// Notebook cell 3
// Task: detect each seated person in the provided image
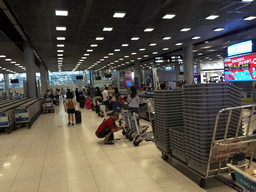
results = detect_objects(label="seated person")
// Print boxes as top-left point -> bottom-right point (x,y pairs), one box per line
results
123,96 -> 128,105
95,112 -> 124,145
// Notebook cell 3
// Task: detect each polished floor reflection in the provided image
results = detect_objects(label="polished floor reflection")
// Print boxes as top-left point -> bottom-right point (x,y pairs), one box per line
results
0,99 -> 237,192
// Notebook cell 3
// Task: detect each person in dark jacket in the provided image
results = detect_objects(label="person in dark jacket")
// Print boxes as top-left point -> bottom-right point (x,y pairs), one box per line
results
112,88 -> 120,112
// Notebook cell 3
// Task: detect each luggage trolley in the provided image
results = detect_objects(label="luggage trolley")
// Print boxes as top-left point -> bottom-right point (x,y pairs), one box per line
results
159,104 -> 256,188
132,102 -> 155,146
43,98 -> 54,113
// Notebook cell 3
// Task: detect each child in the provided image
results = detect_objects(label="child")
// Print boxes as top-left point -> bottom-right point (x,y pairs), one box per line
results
64,92 -> 77,125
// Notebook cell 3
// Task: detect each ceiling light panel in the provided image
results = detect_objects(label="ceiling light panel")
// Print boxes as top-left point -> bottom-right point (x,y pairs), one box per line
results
162,14 -> 176,19
244,16 -> 256,20
149,43 -> 157,46
124,56 -> 129,58
91,44 -> 98,47
108,53 -> 114,55
131,52 -> 137,55
144,28 -> 154,32
131,37 -> 139,40
163,37 -> 171,40
0,55 -> 6,58
152,52 -> 158,54
214,28 -> 224,31
104,56 -> 109,58
180,28 -> 191,32
192,36 -> 201,39
11,61 -> 16,63
103,27 -> 113,31
113,12 -> 126,18
82,57 -> 87,59
57,54 -> 63,56
5,59 -> 11,61
122,44 -> 129,47
139,48 -> 145,51
84,54 -> 89,56
175,43 -> 183,46
55,10 -> 68,16
56,26 -> 66,31
57,44 -> 64,47
57,37 -> 65,40
205,15 -> 219,20
87,49 -> 93,52
114,49 -> 120,52
57,50 -> 64,52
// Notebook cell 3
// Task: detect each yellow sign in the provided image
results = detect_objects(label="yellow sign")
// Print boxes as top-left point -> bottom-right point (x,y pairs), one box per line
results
167,59 -> 170,62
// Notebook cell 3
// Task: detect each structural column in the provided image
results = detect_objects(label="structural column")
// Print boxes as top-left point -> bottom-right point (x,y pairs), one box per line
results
116,70 -> 120,90
39,63 -> 47,96
134,62 -> 142,89
24,42 -> 37,97
4,74 -> 9,92
183,44 -> 194,85
45,69 -> 50,90
196,60 -> 202,83
175,63 -> 180,82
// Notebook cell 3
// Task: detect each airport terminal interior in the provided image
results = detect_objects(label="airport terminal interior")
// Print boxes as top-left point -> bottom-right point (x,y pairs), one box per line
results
1,0 -> 256,191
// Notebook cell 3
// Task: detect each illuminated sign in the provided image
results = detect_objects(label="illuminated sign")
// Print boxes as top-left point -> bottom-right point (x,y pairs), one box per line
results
155,55 -> 182,63
227,40 -> 252,57
224,54 -> 256,81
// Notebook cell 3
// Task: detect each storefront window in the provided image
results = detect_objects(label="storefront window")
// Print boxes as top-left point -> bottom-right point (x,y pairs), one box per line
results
8,73 -> 26,88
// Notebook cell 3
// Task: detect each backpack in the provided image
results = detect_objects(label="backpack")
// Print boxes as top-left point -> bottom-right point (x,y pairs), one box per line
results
67,99 -> 75,109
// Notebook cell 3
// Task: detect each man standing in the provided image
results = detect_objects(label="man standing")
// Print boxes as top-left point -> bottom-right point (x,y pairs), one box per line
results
95,112 -> 123,144
102,87 -> 110,110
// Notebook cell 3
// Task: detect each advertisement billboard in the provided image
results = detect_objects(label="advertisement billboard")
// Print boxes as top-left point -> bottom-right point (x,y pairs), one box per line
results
124,73 -> 132,87
224,54 -> 256,81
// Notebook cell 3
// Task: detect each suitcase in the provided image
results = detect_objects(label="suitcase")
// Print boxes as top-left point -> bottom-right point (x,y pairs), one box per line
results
75,110 -> 81,124
85,100 -> 92,109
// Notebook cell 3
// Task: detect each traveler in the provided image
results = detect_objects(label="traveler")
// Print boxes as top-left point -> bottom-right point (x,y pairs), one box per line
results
64,91 -> 77,126
95,112 -> 124,145
123,96 -> 128,105
112,88 -> 120,112
43,89 -> 51,99
102,87 -> 110,111
128,86 -> 140,125
160,82 -> 166,90
219,77 -> 224,83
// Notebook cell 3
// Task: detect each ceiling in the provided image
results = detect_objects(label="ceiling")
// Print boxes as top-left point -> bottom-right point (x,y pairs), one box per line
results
0,0 -> 256,73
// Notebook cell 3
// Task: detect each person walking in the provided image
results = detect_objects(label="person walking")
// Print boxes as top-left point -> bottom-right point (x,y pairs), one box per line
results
112,88 -> 120,112
102,87 -> 110,111
64,91 -> 77,126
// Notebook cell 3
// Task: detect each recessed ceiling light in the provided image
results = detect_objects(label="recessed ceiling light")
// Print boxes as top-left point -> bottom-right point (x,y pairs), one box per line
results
126,62 -> 129,64
180,28 -> 191,32
131,52 -> 137,55
79,60 -> 84,61
87,49 -> 93,52
244,16 -> 256,20
121,64 -> 125,65
214,28 -> 224,31
198,53 -> 203,55
18,66 -> 22,68
175,43 -> 183,46
149,43 -> 157,46
115,61 -> 119,62
104,56 -> 109,58
131,37 -> 139,40
110,62 -> 114,64
0,55 -> 6,58
57,54 -> 63,56
152,52 -> 158,54
103,27 -> 113,31
163,48 -> 169,50
113,12 -> 126,18
2,68 -> 6,70
84,54 -> 89,56
114,49 -> 120,52
205,15 -> 219,20
58,58 -> 63,60
119,58 -> 124,60
192,36 -> 201,40
139,48 -> 145,51
58,60 -> 62,62
15,63 -> 20,66
57,44 -> 64,47
124,56 -> 129,58
100,59 -> 104,61
96,37 -> 104,40
108,53 -> 114,55
242,0 -> 254,2
57,37 -> 65,40
162,14 -> 176,19
144,55 -> 149,57
91,44 -> 98,47
144,28 -> 154,32
122,44 -> 129,47
163,37 -> 171,40
205,41 -> 209,43
55,10 -> 68,16
5,59 -> 11,61
11,61 -> 16,63
57,50 -> 64,52
56,26 -> 66,31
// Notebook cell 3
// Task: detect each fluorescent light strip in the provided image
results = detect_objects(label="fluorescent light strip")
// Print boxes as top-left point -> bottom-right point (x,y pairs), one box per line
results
87,49 -> 93,52
57,37 -> 65,40
91,44 -> 98,47
84,54 -> 89,56
244,16 -> 256,20
122,44 -> 129,47
5,59 -> 11,61
180,28 -> 191,32
131,52 -> 137,55
149,43 -> 157,46
108,53 -> 114,55
205,15 -> 219,20
152,52 -> 158,54
131,37 -> 139,40
114,49 -> 120,52
56,26 -> 66,31
192,36 -> 201,39
104,56 -> 109,58
144,28 -> 154,32
82,57 -> 87,59
11,61 -> 16,63
96,37 -> 104,40
0,55 -> 6,58
55,10 -> 68,16
57,50 -> 64,52
103,27 -> 113,31
113,12 -> 126,18
163,37 -> 171,40
214,28 -> 224,31
162,14 -> 176,19
139,48 -> 145,51
57,54 -> 63,56
57,44 -> 64,47
175,43 -> 183,46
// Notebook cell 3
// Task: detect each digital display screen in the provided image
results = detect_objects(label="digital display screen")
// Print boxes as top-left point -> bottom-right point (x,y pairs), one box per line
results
224,54 -> 256,81
125,73 -> 132,87
227,40 -> 252,57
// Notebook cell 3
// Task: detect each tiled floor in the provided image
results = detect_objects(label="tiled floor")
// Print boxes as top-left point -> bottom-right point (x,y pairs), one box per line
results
0,99 -> 237,192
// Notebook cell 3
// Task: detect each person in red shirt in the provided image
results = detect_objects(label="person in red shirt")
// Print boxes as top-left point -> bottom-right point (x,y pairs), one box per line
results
95,112 -> 124,145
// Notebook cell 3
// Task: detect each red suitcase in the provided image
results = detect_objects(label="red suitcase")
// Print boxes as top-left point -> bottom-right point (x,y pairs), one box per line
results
85,100 -> 92,109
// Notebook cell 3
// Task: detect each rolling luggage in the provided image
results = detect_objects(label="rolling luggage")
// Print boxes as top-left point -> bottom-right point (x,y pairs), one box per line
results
85,100 -> 92,109
75,110 -> 81,124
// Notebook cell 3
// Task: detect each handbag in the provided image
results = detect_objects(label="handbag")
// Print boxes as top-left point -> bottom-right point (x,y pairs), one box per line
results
111,95 -> 116,102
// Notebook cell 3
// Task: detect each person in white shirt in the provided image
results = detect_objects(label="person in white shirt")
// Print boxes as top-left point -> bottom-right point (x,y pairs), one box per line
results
102,87 -> 110,110
128,86 -> 140,125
